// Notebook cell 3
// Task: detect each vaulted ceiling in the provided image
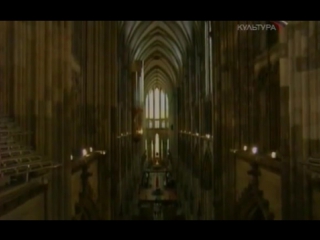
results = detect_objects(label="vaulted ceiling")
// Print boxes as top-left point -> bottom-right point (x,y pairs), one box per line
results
121,21 -> 193,92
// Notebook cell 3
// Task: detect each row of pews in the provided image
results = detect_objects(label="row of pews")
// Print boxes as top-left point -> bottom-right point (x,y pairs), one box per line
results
0,116 -> 59,191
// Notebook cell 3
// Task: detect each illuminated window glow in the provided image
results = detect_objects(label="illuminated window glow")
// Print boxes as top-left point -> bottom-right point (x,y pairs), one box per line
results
145,87 -> 169,129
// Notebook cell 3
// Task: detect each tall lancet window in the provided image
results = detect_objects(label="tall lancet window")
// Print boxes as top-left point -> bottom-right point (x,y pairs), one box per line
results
145,87 -> 169,129
145,95 -> 149,118
148,89 -> 154,119
154,88 -> 160,119
165,95 -> 169,118
160,89 -> 165,128
148,89 -> 154,128
160,89 -> 165,118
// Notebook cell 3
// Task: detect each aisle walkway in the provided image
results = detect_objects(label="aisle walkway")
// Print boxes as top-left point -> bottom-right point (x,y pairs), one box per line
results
137,160 -> 185,220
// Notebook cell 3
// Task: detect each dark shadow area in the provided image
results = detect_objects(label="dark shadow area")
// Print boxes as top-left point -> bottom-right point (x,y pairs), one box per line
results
250,207 -> 266,220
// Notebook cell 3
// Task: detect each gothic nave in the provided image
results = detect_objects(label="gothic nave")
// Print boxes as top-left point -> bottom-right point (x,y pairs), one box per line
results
0,21 -> 319,220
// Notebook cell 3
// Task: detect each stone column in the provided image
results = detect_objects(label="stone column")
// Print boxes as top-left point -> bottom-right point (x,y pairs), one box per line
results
279,20 -> 290,220
62,21 -> 73,220
0,22 -> 6,114
110,21 -> 119,219
287,22 -> 304,219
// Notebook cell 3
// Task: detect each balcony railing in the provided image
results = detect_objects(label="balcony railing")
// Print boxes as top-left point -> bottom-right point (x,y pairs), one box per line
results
0,116 -> 60,192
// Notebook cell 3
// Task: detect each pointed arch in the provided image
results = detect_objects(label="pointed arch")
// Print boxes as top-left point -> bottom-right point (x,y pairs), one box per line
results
123,21 -> 193,89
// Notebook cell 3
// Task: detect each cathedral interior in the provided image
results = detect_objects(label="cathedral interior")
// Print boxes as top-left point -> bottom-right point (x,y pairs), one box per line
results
0,21 -> 320,220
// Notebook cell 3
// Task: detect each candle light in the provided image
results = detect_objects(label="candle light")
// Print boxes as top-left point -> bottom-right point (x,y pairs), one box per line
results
82,149 -> 87,156
252,147 -> 258,154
